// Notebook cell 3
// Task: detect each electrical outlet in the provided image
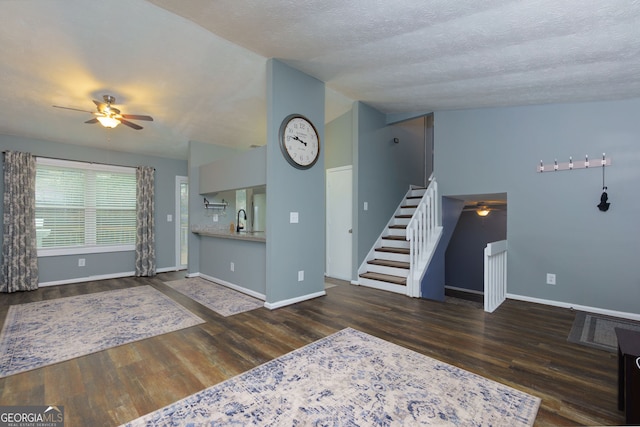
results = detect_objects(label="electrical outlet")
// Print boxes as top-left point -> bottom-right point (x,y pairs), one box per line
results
78,258 -> 85,267
230,262 -> 235,272
298,270 -> 304,281
546,273 -> 556,285
213,214 -> 219,222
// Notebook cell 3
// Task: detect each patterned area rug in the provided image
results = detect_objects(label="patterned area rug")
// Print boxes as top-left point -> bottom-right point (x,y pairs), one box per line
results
0,286 -> 204,378
164,277 -> 263,317
122,328 -> 540,426
568,311 -> 640,352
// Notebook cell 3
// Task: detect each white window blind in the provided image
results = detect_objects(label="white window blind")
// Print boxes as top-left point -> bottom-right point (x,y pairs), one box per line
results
35,158 -> 136,255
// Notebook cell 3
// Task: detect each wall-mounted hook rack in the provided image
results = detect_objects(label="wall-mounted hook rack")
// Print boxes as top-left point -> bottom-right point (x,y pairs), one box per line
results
537,153 -> 611,173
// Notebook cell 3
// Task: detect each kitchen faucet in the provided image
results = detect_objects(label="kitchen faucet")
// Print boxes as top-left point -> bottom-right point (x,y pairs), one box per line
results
236,209 -> 247,232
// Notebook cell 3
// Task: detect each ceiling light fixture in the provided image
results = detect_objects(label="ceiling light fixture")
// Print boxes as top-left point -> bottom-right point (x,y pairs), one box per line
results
476,207 -> 490,217
96,116 -> 120,128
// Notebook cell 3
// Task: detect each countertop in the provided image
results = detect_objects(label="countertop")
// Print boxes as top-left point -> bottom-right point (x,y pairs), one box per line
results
191,226 -> 266,242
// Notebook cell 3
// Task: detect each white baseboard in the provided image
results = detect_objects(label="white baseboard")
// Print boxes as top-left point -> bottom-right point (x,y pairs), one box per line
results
38,266 -> 181,287
445,285 -> 484,296
264,290 -> 326,310
506,293 -> 640,322
39,271 -> 136,287
196,273 -> 266,301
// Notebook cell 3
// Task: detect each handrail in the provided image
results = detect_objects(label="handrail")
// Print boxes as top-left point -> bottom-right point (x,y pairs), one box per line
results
405,179 -> 440,297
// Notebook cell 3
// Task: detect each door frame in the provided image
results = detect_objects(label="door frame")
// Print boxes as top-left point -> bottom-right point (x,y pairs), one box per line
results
326,165 -> 353,281
175,175 -> 188,270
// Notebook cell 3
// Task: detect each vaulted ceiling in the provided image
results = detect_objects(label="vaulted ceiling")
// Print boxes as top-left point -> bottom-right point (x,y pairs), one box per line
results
1,1 -> 639,159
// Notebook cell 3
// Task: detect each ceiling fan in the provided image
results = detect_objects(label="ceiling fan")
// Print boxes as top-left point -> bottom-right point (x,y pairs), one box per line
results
463,201 -> 507,217
53,95 -> 153,130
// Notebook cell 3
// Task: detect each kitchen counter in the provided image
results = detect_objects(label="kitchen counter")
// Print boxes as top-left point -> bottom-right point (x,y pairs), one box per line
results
192,226 -> 266,242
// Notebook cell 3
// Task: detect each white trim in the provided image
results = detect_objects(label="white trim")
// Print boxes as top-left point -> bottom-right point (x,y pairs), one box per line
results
264,291 -> 327,310
197,273 -> 266,301
445,285 -> 484,296
38,266 -> 179,287
38,244 -> 135,257
175,175 -> 188,270
506,293 -> 640,322
39,271 -> 136,287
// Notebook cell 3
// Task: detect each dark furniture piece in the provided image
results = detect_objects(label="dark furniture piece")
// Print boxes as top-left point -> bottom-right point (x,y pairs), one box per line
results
615,327 -> 640,425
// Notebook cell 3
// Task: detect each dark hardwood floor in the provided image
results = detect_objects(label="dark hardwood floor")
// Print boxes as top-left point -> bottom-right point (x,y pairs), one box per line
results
0,272 -> 624,426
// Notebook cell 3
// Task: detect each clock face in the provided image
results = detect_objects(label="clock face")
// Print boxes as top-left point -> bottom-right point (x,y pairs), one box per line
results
279,114 -> 320,169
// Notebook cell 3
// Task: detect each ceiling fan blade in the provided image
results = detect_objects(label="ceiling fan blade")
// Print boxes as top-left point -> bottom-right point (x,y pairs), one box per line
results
119,119 -> 143,130
53,105 -> 95,114
93,100 -> 106,109
84,118 -> 99,124
121,114 -> 153,121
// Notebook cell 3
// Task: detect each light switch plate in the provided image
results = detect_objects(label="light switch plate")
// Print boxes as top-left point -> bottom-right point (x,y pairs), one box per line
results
290,212 -> 299,223
364,202 -> 368,211
167,214 -> 172,222
298,270 -> 304,281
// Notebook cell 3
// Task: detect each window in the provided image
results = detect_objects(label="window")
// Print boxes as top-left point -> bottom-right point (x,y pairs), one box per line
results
35,158 -> 136,256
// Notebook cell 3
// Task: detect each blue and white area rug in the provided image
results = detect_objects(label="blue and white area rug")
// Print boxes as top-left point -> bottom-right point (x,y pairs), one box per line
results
0,286 -> 204,378
122,328 -> 540,426
164,277 -> 263,317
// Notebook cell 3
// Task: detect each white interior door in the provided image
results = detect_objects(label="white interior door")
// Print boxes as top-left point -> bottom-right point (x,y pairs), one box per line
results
326,166 -> 352,280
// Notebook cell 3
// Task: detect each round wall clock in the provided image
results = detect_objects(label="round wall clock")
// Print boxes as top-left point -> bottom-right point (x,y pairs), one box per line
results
279,114 -> 320,169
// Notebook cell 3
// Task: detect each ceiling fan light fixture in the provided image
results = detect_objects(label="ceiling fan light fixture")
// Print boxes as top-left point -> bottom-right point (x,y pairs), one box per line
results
476,207 -> 490,217
97,115 -> 120,128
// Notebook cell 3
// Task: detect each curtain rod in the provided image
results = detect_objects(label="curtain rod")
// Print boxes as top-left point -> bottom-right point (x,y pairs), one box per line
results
2,151 -> 155,170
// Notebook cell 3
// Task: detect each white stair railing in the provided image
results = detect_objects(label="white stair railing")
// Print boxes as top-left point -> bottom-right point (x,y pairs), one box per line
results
405,179 -> 441,297
484,240 -> 507,312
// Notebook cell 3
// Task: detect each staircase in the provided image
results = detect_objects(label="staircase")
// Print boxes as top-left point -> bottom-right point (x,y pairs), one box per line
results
358,180 -> 442,297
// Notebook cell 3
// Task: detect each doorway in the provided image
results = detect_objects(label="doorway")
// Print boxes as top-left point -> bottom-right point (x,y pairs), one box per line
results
175,176 -> 188,270
326,166 -> 353,281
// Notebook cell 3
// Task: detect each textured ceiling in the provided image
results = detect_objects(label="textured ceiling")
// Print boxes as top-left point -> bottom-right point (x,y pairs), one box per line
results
1,0 -> 639,159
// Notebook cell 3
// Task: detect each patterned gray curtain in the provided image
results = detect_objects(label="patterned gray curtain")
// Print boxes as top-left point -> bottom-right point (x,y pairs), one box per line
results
1,151 -> 39,292
135,166 -> 156,277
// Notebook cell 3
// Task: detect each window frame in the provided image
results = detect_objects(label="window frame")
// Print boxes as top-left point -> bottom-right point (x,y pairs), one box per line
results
35,158 -> 137,257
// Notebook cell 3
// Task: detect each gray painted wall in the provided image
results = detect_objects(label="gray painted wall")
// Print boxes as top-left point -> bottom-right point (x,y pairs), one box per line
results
445,209 -> 507,293
187,141 -> 239,275
199,146 -> 266,194
421,197 -> 465,300
391,116 -> 428,187
265,59 -> 325,304
1,134 -> 187,283
199,237 -> 266,295
435,98 -> 640,314
354,102 -> 427,269
325,110 -> 353,169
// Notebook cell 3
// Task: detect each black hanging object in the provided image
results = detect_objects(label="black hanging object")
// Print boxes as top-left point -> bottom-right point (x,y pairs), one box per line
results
597,190 -> 610,212
597,154 -> 610,212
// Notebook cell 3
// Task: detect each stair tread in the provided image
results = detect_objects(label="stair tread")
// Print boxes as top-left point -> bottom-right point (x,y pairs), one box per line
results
375,246 -> 409,254
360,272 -> 407,285
382,235 -> 407,241
389,224 -> 407,229
367,259 -> 409,269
